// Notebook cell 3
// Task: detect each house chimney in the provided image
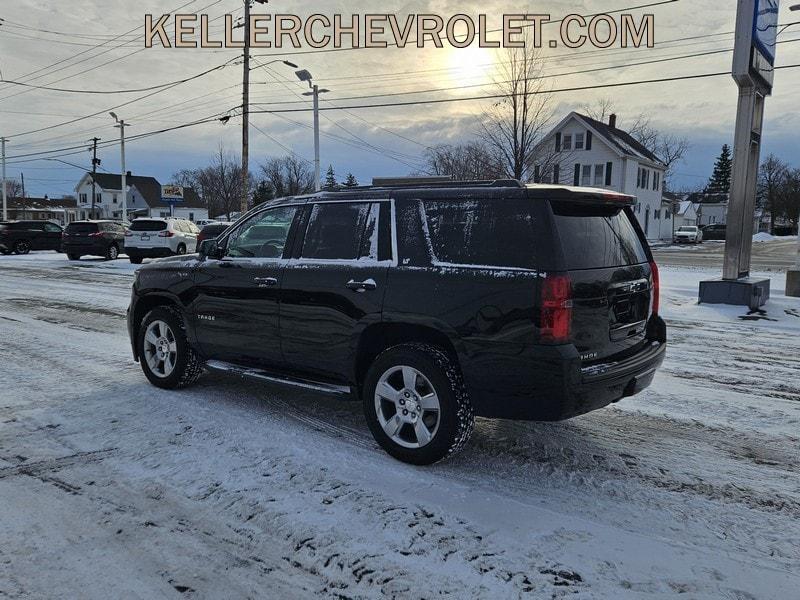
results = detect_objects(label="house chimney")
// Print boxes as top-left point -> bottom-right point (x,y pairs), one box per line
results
609,113 -> 617,129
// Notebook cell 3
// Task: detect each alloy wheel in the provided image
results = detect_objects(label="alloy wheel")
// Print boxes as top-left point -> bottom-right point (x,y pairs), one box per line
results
143,320 -> 178,378
374,365 -> 441,449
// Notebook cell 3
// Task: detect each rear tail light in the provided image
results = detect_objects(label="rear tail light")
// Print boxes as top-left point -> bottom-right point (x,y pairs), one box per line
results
540,273 -> 573,344
158,231 -> 174,237
650,261 -> 660,315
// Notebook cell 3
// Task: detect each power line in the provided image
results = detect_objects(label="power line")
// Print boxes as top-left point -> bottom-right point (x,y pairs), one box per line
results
249,63 -> 800,115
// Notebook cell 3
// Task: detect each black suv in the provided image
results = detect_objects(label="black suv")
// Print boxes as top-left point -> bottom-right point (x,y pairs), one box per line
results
0,220 -> 63,254
62,221 -> 126,260
127,179 -> 666,465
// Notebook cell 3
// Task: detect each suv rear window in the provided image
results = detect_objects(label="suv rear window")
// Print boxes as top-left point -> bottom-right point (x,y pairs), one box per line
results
130,220 -> 167,232
551,202 -> 648,270
65,223 -> 99,234
422,199 -> 537,270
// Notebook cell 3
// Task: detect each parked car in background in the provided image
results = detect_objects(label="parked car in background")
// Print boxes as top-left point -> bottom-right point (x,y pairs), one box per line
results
125,218 -> 199,264
62,221 -> 126,260
674,226 -> 703,244
0,220 -> 63,255
195,219 -> 222,228
127,178 -> 666,465
702,223 -> 726,241
197,223 -> 229,245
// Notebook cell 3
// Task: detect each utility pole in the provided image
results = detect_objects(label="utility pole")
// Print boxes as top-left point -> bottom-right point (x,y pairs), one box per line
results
241,0 -> 252,215
312,84 -> 321,191
1,137 -> 7,221
90,137 -> 100,220
110,113 -> 127,223
20,172 -> 25,198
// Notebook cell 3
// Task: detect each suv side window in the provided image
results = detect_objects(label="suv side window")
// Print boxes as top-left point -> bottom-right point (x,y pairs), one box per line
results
301,202 -> 378,261
226,205 -> 298,259
421,199 -> 538,270
43,223 -> 62,233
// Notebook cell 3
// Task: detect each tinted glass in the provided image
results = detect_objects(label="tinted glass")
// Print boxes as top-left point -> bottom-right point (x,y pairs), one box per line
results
227,206 -> 297,258
65,223 -> 99,234
302,203 -> 373,260
551,202 -> 648,270
44,223 -> 62,233
422,199 -> 537,269
130,220 -> 168,232
202,224 -> 229,236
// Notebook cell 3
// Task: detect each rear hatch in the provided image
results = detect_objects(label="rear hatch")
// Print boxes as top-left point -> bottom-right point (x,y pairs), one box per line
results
64,222 -> 100,245
127,220 -> 169,248
550,200 -> 654,363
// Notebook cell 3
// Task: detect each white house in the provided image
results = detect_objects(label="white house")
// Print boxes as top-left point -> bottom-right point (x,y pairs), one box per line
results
74,172 -> 208,223
534,112 -> 670,241
674,201 -> 699,228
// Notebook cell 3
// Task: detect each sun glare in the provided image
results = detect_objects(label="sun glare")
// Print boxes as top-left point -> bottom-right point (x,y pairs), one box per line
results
444,43 -> 497,89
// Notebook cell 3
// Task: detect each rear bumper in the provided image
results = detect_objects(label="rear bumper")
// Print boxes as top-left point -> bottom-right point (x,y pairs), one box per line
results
125,247 -> 174,258
466,317 -> 667,421
62,242 -> 107,255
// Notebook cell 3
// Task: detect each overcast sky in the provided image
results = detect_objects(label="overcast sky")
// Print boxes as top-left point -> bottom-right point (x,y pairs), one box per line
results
1,0 -> 799,198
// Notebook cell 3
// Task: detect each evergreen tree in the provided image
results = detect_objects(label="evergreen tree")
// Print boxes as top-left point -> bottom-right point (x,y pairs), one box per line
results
343,172 -> 359,188
252,180 -> 274,206
324,165 -> 337,190
706,144 -> 733,194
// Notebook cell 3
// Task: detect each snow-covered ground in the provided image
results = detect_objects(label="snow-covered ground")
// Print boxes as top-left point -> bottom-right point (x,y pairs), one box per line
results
1,252 -> 799,599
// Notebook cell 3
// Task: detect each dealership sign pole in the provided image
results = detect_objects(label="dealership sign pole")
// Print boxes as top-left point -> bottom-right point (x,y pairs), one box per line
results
699,0 -> 779,308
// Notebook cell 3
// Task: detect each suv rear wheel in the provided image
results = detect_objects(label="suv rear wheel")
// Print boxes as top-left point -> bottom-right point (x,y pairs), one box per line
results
13,240 -> 30,255
137,306 -> 204,389
106,244 -> 119,260
363,344 -> 474,465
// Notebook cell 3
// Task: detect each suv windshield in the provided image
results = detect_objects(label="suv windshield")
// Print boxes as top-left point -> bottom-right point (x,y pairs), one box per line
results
130,220 -> 167,232
65,223 -> 99,234
551,202 -> 648,270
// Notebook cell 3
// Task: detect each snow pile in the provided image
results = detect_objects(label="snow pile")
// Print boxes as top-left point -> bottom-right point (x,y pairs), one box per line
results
753,232 -> 776,242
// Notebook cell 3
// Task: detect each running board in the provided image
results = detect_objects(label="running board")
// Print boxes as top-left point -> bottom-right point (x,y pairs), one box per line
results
206,360 -> 351,396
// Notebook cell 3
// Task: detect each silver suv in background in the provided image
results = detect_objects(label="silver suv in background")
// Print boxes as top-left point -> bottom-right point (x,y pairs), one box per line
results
125,218 -> 199,264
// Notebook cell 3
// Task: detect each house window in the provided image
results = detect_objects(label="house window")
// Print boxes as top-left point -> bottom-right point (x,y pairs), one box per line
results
643,170 -> 650,189
593,164 -> 604,186
655,210 -> 661,220
95,192 -> 102,204
112,194 -> 118,204
79,193 -> 87,204
575,133 -> 585,150
581,165 -> 592,186
562,134 -> 572,151
160,212 -> 170,218
189,212 -> 195,222
653,172 -> 660,191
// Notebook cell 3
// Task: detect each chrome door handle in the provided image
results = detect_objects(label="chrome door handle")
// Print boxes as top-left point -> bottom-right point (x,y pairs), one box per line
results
346,278 -> 377,292
253,277 -> 278,287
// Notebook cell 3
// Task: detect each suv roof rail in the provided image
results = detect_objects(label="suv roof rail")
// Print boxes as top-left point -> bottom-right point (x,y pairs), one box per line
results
369,177 -> 524,189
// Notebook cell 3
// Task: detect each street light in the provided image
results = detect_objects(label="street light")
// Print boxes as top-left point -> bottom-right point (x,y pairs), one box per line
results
294,69 -> 329,192
109,112 -> 128,224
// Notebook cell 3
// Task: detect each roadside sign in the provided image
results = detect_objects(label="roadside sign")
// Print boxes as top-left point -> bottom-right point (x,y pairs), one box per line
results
161,185 -> 184,202
733,0 -> 780,92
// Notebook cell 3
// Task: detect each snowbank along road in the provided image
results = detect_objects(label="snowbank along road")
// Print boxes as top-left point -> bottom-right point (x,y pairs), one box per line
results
1,252 -> 799,599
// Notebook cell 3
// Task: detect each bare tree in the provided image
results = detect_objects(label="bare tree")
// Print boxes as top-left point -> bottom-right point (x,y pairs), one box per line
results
479,35 -> 555,182
775,169 -> 800,231
759,155 -> 790,232
422,142 -> 506,181
173,146 -> 250,220
260,155 -> 314,198
2,178 -> 23,198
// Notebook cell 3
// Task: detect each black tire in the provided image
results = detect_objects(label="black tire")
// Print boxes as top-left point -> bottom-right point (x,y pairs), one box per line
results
13,240 -> 31,255
137,305 -> 204,390
129,257 -> 143,264
106,243 -> 119,261
363,343 -> 474,465
176,243 -> 186,255
67,254 -> 80,261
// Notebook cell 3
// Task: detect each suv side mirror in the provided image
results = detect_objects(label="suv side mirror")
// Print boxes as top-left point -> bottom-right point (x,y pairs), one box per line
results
199,239 -> 223,260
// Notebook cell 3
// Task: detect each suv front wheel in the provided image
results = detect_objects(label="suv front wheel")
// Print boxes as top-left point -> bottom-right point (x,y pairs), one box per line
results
363,344 -> 474,465
137,306 -> 204,389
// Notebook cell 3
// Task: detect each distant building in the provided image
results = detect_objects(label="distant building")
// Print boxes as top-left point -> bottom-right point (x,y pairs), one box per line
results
2,196 -> 79,226
674,200 -> 699,228
534,111 -> 669,240
74,172 -> 208,222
